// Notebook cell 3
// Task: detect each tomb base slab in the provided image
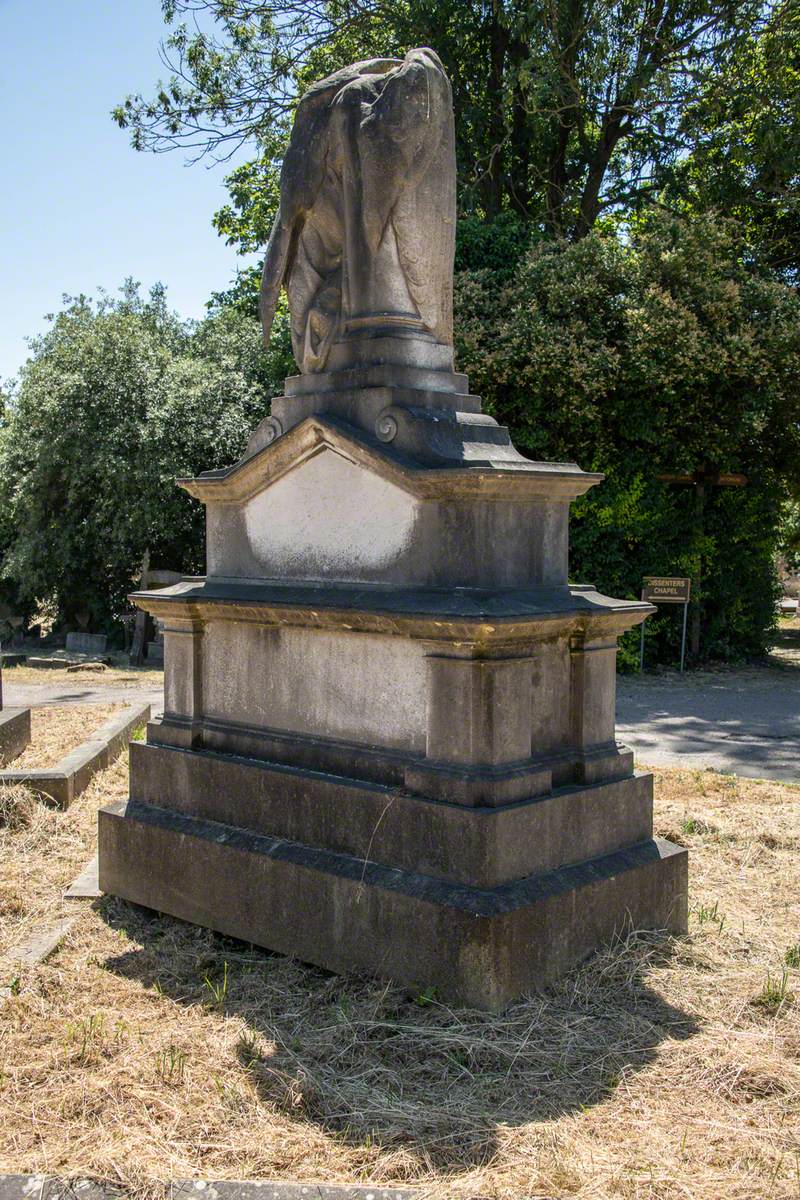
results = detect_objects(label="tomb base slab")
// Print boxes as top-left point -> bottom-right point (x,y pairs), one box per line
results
99,794 -> 687,1011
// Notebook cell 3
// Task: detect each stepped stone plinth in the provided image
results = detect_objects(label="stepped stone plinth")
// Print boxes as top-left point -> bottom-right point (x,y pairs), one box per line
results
98,47 -> 686,1008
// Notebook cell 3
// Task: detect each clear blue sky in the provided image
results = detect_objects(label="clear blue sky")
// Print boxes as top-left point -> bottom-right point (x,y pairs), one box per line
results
0,0 -> 254,382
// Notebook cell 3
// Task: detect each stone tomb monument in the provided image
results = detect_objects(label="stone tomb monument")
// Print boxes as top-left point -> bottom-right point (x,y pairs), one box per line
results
99,49 -> 687,1009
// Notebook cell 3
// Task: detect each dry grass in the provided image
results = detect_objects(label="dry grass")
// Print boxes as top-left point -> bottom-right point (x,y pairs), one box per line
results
7,704 -> 122,771
1,758 -> 799,1198
0,755 -> 126,959
0,784 -> 37,832
4,664 -> 163,687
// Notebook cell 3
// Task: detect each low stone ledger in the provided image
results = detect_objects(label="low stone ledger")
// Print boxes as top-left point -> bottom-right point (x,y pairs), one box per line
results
98,48 -> 687,1009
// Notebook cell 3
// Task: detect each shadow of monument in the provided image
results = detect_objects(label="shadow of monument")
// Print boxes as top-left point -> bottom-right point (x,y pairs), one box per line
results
96,895 -> 698,1176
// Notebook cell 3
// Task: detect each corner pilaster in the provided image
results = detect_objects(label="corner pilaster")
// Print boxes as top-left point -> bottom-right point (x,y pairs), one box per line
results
154,618 -> 205,750
570,634 -> 631,783
404,654 -> 551,805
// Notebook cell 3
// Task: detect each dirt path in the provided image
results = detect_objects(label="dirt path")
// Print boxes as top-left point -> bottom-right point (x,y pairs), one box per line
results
4,627 -> 798,783
617,623 -> 799,783
2,665 -> 164,715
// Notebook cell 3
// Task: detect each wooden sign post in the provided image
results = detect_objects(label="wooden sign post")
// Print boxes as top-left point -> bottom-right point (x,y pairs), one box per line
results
640,576 -> 692,673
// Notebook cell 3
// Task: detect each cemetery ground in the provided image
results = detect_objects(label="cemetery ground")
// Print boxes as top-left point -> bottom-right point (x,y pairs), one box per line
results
3,662 -> 164,713
8,703 -> 122,770
618,614 -> 800,783
1,737 -> 800,1198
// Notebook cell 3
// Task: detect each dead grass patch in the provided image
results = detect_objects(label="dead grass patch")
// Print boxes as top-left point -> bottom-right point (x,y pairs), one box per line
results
0,754 -> 127,960
0,759 -> 799,1198
0,783 -> 36,831
5,664 -> 163,687
10,704 -> 121,770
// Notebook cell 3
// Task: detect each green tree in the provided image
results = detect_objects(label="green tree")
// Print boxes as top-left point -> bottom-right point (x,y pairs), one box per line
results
779,498 -> 800,572
454,211 -> 800,662
671,0 -> 800,280
0,285 -> 287,633
115,0 -> 761,248
0,385 -> 27,627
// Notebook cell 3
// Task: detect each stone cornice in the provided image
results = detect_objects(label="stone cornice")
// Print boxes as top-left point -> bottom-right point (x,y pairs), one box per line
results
178,416 -> 603,505
131,579 -> 653,645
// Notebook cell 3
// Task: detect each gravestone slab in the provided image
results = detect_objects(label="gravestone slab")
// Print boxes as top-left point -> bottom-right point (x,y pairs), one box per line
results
65,632 -> 108,655
9,917 -> 76,968
0,1180 -> 419,1200
145,643 -> 164,664
64,854 -> 100,898
27,650 -> 111,669
0,652 -> 26,667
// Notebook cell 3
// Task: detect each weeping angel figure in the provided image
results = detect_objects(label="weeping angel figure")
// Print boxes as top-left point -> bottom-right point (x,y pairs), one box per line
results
260,48 -> 456,374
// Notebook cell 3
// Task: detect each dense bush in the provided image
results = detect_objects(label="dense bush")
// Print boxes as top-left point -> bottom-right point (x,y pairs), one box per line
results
780,499 -> 800,573
0,284 -> 291,631
454,212 -> 799,664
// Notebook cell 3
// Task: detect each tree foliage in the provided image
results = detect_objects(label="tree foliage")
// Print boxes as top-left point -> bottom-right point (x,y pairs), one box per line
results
454,211 -> 800,661
115,0 -> 764,244
0,285 -> 289,631
64,0 -> 800,663
779,498 -> 800,572
670,0 -> 800,280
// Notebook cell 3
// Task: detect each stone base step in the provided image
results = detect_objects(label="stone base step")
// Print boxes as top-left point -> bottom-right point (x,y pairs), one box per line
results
129,740 -> 653,889
98,797 -> 687,1011
0,707 -> 31,766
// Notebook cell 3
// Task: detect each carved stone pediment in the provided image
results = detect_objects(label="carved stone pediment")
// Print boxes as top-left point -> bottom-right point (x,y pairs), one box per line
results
179,415 -> 602,506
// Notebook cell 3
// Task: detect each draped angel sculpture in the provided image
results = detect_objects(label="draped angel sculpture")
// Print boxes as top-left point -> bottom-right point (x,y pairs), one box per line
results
259,48 -> 456,374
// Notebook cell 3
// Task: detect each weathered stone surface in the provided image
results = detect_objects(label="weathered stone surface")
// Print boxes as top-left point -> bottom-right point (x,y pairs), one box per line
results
0,652 -> 26,667
0,1180 -> 116,1200
134,577 -> 645,805
0,707 -> 31,766
102,47 -> 687,1008
9,917 -> 76,967
133,578 -> 650,644
99,798 -> 687,1011
129,740 -> 655,888
0,1178 -> 418,1200
64,854 -> 100,898
146,639 -> 164,665
2,703 -> 149,808
182,418 -> 602,580
27,652 -> 112,670
65,632 -> 108,655
261,48 -> 456,375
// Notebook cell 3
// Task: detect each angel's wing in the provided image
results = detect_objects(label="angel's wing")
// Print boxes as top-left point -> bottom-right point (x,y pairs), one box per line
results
260,58 -> 401,351
357,49 -> 456,342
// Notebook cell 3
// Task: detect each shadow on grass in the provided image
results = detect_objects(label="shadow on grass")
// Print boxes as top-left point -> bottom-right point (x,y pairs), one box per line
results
96,895 -> 698,1176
